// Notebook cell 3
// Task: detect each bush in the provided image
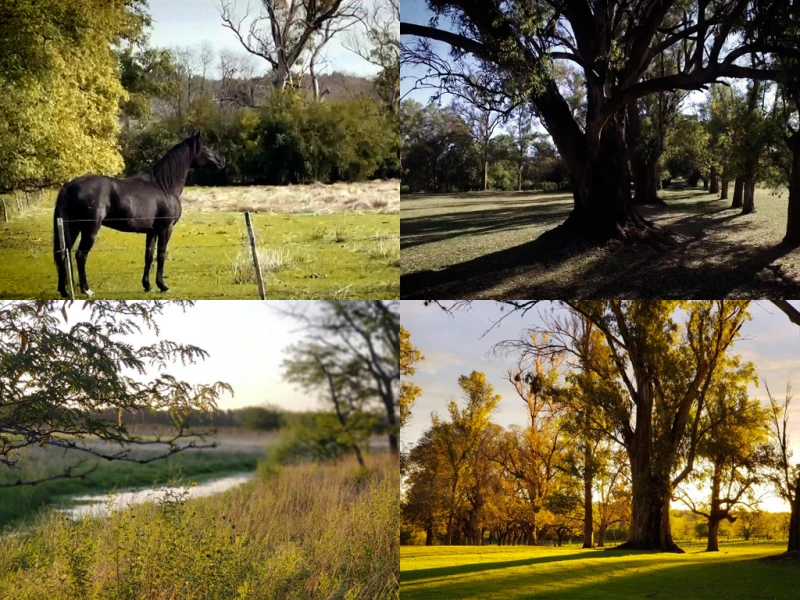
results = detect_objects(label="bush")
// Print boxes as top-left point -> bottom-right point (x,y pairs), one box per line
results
541,181 -> 558,193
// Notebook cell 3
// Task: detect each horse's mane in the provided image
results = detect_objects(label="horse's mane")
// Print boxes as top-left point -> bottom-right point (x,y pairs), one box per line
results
149,136 -> 195,195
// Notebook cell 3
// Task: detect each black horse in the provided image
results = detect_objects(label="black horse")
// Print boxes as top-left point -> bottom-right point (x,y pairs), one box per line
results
53,131 -> 224,298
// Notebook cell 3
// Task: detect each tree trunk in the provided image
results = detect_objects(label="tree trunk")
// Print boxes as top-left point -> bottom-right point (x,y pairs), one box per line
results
518,162 -> 524,192
542,110 -> 656,244
597,523 -> 608,547
633,155 -> 663,205
707,519 -> 720,552
788,474 -> 800,552
709,167 -> 719,194
742,173 -> 756,214
582,448 -> 595,548
613,436 -> 682,553
720,172 -> 729,200
703,177 -> 709,191
785,133 -> 800,247
425,524 -> 434,546
482,149 -> 489,191
732,177 -> 744,208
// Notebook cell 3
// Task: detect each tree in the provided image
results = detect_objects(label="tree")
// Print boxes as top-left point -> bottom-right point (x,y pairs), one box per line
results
495,300 -> 750,552
400,325 -> 424,428
345,0 -> 400,113
219,0 -> 361,90
402,1 -> 800,244
675,361 -> 770,551
0,301 -> 231,486
434,371 -> 501,544
506,103 -> 540,191
403,428 -> 449,545
0,0 -> 147,190
765,380 -> 800,555
280,301 -> 400,454
282,339 -> 375,467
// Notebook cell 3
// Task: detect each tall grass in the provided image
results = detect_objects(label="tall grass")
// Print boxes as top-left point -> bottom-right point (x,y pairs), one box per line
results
0,455 -> 399,599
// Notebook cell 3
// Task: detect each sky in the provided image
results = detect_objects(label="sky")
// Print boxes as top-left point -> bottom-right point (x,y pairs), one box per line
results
146,0 -> 382,77
401,300 -> 800,512
65,300 -> 324,412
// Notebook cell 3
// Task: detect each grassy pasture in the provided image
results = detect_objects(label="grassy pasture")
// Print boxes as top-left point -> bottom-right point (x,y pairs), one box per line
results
401,185 -> 800,298
400,542 -> 800,600
0,455 -> 398,600
0,182 -> 399,300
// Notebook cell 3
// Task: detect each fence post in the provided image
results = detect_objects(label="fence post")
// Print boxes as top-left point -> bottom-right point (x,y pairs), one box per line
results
56,217 -> 75,300
244,211 -> 266,300
1,198 -> 7,223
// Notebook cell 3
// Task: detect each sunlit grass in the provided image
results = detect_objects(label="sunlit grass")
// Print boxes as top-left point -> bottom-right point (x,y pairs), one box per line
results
0,190 -> 399,299
400,542 -> 800,600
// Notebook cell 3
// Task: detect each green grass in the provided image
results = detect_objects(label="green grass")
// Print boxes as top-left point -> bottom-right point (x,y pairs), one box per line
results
0,189 -> 399,299
401,185 -> 800,298
400,542 -> 800,600
0,447 -> 259,529
0,456 -> 398,600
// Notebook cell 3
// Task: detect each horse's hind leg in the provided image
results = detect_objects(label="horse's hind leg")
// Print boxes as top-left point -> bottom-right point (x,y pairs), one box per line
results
156,225 -> 174,292
142,231 -> 156,292
55,222 -> 79,298
76,223 -> 100,296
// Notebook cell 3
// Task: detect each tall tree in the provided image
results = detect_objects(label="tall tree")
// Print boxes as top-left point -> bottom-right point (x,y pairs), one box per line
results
765,381 -> 800,555
0,301 -> 231,486
219,0 -> 361,89
434,371 -> 501,544
280,301 -> 400,454
402,1 -> 800,244
675,361 -> 770,552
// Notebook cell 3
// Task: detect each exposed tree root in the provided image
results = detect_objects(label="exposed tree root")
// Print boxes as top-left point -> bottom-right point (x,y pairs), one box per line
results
610,539 -> 685,554
760,551 -> 800,562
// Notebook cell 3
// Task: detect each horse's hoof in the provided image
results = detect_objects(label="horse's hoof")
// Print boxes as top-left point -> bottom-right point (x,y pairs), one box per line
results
158,285 -> 169,293
143,284 -> 151,292
83,289 -> 94,297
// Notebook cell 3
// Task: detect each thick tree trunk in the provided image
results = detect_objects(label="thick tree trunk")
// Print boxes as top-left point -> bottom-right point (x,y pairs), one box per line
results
613,443 -> 682,553
518,163 -> 524,192
785,133 -> 800,246
703,178 -> 709,191
482,151 -> 489,191
633,155 -> 663,205
707,519 -> 721,552
543,111 -> 656,244
709,167 -> 719,194
788,475 -> 800,552
425,525 -> 434,546
597,523 -> 608,547
720,173 -> 729,200
732,177 -> 744,208
742,174 -> 756,214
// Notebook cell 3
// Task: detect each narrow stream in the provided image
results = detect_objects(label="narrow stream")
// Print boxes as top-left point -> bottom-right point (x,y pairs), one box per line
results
57,472 -> 255,520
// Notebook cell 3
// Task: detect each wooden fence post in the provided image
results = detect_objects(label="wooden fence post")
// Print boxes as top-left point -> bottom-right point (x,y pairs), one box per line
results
56,217 -> 75,300
244,211 -> 266,300
1,198 -> 7,223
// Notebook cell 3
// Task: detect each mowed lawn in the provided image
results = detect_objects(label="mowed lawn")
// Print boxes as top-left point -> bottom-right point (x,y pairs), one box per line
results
401,543 -> 800,600
0,185 -> 399,299
401,186 -> 800,298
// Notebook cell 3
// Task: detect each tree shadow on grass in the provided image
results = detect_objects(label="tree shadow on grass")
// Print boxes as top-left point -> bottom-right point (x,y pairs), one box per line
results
403,550 -> 800,600
402,221 -> 800,299
401,203 -> 571,250
401,548 -> 647,584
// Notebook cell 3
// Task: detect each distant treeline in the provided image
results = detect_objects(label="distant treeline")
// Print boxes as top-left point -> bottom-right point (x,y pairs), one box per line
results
95,406 -> 388,434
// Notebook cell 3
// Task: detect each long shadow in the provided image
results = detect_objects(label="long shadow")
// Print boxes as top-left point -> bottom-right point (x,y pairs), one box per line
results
401,203 -> 570,250
401,548 -> 647,583
401,233 -> 799,299
403,548 -> 800,600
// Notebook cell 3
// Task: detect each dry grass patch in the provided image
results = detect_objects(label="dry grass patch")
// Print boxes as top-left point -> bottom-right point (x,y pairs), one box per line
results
182,180 -> 399,214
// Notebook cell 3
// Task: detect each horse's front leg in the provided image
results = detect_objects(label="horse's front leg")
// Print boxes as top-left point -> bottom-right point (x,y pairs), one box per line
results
156,225 -> 174,292
76,223 -> 100,297
142,231 -> 156,292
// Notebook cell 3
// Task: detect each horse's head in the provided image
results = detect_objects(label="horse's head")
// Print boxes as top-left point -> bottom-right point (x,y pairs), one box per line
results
190,131 -> 225,170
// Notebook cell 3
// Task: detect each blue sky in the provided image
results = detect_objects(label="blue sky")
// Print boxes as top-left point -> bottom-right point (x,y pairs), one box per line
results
401,300 -> 800,511
146,0 -> 381,77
